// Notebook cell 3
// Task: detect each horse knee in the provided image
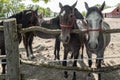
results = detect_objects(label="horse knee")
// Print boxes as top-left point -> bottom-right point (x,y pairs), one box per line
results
96,59 -> 101,68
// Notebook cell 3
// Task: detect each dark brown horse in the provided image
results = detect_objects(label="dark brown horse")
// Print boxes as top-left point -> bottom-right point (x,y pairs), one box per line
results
59,2 -> 86,80
0,9 -> 39,74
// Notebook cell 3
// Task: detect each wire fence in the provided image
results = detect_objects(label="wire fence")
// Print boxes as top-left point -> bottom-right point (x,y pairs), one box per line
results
47,56 -> 120,63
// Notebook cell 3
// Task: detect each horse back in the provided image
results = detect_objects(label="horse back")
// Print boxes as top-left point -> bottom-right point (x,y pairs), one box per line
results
102,21 -> 111,48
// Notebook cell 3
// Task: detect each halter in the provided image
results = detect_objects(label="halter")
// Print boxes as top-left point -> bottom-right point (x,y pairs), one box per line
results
60,14 -> 75,28
83,19 -> 102,32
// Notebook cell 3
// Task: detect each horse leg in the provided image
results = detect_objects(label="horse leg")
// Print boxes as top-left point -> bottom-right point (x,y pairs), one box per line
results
96,51 -> 104,80
62,48 -> 69,78
72,50 -> 79,80
23,34 -> 31,59
28,34 -> 35,59
1,49 -> 6,74
96,58 -> 102,80
54,37 -> 60,60
81,44 -> 84,59
23,35 -> 29,58
87,51 -> 92,77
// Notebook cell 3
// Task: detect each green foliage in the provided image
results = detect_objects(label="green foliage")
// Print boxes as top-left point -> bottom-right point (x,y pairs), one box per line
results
81,11 -> 86,17
0,0 -> 51,18
116,3 -> 120,7
94,4 -> 111,9
32,0 -> 39,3
32,0 -> 50,3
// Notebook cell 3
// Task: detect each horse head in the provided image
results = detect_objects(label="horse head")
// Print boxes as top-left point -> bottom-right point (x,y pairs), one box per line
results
21,8 -> 39,28
59,1 -> 77,44
85,1 -> 105,50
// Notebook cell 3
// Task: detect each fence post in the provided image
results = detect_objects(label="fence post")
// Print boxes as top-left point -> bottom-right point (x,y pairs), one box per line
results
3,18 -> 20,80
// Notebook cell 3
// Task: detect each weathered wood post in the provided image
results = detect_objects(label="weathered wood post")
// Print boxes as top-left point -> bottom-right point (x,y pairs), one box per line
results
3,18 -> 20,80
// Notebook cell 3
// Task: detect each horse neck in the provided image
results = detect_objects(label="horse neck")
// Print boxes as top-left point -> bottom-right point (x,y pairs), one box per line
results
9,12 -> 23,24
0,21 -> 3,25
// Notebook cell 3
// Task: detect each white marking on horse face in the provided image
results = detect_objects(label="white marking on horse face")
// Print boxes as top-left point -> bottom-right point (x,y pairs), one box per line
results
61,10 -> 66,16
26,11 -> 32,15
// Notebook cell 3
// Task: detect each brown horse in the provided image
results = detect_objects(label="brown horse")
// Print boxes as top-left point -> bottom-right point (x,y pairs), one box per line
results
59,2 -> 86,80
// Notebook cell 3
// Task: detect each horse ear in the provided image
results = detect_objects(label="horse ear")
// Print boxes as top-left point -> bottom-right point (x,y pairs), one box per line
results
72,1 -> 77,8
99,1 -> 105,11
59,2 -> 63,9
84,2 -> 89,10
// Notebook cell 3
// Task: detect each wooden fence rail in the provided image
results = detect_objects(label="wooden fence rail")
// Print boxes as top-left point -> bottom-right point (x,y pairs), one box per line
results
21,60 -> 120,73
0,18 -> 120,80
2,18 -> 20,80
20,26 -> 120,34
2,25 -> 120,34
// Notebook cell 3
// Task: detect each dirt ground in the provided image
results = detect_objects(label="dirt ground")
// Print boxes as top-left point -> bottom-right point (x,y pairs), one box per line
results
19,18 -> 120,80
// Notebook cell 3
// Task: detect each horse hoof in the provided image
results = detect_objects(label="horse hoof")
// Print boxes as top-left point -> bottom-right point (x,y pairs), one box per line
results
64,74 -> 68,78
31,56 -> 35,59
64,71 -> 68,78
72,72 -> 76,80
28,55 -> 35,60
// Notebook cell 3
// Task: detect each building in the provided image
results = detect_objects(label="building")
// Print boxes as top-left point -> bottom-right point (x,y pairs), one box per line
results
102,7 -> 120,18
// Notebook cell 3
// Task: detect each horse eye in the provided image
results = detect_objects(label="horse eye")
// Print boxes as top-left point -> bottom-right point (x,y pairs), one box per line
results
70,14 -> 73,18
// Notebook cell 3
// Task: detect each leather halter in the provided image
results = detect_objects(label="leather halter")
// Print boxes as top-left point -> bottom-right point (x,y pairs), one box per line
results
83,20 -> 102,32
60,15 -> 75,28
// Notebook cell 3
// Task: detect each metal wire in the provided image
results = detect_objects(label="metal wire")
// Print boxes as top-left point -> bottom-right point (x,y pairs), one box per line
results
47,56 -> 120,63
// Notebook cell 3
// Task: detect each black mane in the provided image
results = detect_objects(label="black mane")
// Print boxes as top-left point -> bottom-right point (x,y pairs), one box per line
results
9,11 -> 23,24
74,8 -> 84,19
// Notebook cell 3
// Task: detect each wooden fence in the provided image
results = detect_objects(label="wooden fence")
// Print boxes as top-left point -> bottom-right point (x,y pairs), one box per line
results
0,18 -> 120,80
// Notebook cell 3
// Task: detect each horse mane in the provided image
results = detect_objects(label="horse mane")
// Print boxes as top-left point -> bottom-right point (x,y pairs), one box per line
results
74,8 -> 84,19
86,6 -> 103,18
9,11 -> 23,24
51,16 -> 60,26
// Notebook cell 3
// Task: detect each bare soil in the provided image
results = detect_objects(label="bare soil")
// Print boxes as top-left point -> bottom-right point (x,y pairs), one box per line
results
19,18 -> 120,80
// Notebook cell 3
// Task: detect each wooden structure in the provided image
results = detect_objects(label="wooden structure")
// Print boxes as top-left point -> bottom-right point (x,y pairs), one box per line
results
0,18 -> 120,79
102,7 -> 120,18
0,18 -> 20,80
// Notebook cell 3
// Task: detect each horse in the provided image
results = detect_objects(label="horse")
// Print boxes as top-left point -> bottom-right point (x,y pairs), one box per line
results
84,2 -> 111,80
59,2 -> 86,80
35,16 -> 61,60
0,9 -> 39,74
36,4 -> 85,62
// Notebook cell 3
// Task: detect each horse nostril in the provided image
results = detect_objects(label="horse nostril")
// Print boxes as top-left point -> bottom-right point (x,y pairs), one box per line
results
88,43 -> 98,49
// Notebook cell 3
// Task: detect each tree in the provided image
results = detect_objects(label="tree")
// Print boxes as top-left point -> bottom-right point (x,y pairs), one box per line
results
116,3 -> 120,7
81,11 -> 86,17
94,4 -> 111,9
32,0 -> 50,3
0,0 -> 26,17
0,0 -> 51,18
